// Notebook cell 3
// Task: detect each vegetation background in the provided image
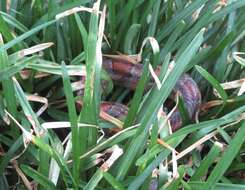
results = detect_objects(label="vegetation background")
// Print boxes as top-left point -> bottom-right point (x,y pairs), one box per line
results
0,0 -> 245,189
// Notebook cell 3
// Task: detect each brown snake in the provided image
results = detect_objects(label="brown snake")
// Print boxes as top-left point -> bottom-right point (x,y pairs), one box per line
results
78,57 -> 201,132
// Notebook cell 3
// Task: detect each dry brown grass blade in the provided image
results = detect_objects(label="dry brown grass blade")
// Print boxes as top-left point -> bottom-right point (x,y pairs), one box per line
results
5,109 -> 33,146
20,65 -> 86,80
149,63 -> 161,89
157,138 -> 179,154
213,78 -> 245,97
103,53 -> 141,64
16,43 -> 54,58
100,111 -> 124,128
26,95 -> 48,116
200,99 -> 235,113
12,160 -> 32,190
139,37 -> 159,57
100,145 -> 123,172
168,119 -> 244,164
56,6 -> 101,20
20,70 -> 50,79
41,121 -> 97,129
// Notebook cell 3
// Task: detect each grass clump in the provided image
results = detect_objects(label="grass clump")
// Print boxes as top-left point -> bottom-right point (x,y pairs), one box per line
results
0,0 -> 245,189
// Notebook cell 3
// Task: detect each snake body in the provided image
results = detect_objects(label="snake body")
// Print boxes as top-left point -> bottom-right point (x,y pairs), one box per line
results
78,57 -> 201,131
100,58 -> 201,131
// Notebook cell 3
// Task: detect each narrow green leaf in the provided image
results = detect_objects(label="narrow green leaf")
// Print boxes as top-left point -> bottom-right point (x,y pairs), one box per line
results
79,2 -> 102,147
0,15 -> 22,51
114,0 -> 137,49
103,172 -> 125,190
190,142 -> 222,181
124,24 -> 141,54
32,136 -> 78,189
21,165 -> 57,190
195,65 -> 228,101
189,182 -> 245,190
128,135 -> 186,190
0,56 -> 36,81
0,136 -> 23,175
201,122 -> 245,190
159,20 -> 185,62
124,59 -> 150,128
166,105 -> 245,141
147,0 -> 161,36
13,78 -> 43,134
74,13 -> 88,51
61,62 -> 80,184
0,19 -> 56,52
84,169 -> 103,190
0,34 -> 18,137
156,0 -> 208,42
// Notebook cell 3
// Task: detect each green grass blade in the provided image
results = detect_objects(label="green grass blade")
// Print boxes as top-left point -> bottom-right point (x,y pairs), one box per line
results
195,65 -> 228,101
103,172 -> 125,190
201,122 -> 245,190
128,135 -> 186,190
0,19 -> 56,52
33,0 -> 90,26
124,24 -> 141,54
13,78 -> 51,182
123,59 -> 149,128
79,1 -> 102,147
0,34 -> 18,137
13,78 -> 43,134
0,136 -> 23,175
147,0 -> 161,37
77,127 -> 136,161
190,142 -> 223,181
159,20 -> 185,62
0,11 -> 29,33
166,105 -> 245,141
61,62 -> 80,184
74,13 -> 88,51
0,15 -> 22,51
84,169 -> 103,190
32,136 -> 78,189
27,60 -> 85,75
21,165 -> 57,190
114,0 -> 137,49
189,182 -> 245,190
0,56 -> 36,81
156,0 -> 208,42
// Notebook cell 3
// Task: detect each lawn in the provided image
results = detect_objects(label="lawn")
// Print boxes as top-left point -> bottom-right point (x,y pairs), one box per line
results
0,0 -> 245,189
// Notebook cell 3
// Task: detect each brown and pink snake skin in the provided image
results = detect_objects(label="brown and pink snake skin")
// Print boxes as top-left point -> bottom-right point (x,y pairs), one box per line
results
78,57 -> 201,132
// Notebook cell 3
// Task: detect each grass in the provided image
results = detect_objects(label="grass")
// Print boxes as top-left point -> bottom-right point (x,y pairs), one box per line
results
0,0 -> 245,189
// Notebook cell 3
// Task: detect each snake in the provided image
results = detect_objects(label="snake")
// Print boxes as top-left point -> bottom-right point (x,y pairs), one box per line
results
78,57 -> 201,132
